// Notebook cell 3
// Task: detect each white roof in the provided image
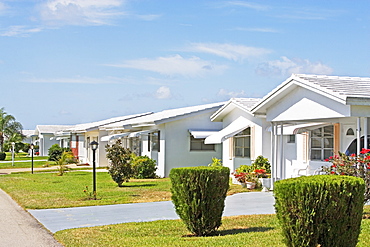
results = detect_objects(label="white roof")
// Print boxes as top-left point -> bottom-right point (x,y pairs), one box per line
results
22,130 -> 35,137
210,98 -> 261,122
101,102 -> 225,130
251,74 -> 370,115
35,125 -> 73,135
65,112 -> 152,133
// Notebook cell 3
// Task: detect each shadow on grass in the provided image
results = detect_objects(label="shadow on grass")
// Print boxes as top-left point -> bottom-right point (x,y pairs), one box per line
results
119,183 -> 156,188
183,227 -> 274,237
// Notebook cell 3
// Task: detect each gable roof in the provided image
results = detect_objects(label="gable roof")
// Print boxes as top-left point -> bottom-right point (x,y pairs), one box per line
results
251,74 -> 370,116
101,102 -> 225,130
210,98 -> 261,122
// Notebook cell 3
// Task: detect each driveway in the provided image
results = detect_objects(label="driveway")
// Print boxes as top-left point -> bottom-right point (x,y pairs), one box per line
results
29,192 -> 275,233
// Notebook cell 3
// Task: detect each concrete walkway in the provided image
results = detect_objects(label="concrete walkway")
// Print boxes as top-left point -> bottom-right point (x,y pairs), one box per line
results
0,188 -> 63,246
29,192 -> 275,233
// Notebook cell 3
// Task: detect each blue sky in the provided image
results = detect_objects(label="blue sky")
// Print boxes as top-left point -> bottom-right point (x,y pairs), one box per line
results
1,0 -> 369,129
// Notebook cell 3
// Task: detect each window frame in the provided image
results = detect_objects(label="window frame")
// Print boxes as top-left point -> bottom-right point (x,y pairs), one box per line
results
190,136 -> 215,151
310,125 -> 334,161
233,128 -> 251,158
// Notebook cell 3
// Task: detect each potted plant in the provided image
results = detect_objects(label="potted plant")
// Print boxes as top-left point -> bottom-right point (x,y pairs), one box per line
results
254,168 -> 271,191
244,172 -> 259,189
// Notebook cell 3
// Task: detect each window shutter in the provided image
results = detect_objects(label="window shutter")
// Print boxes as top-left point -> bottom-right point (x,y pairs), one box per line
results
302,132 -> 309,162
334,123 -> 340,155
250,126 -> 255,160
229,137 -> 234,160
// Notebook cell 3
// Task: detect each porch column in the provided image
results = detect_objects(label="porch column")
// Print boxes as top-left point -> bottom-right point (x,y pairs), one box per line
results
280,122 -> 284,180
357,117 -> 361,155
365,118 -> 368,150
270,122 -> 276,189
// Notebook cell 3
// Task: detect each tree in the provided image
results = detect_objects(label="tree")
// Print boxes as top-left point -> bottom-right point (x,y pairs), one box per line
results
105,139 -> 133,186
0,108 -> 23,152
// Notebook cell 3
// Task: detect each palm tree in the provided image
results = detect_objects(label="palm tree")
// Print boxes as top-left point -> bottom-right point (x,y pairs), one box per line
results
0,108 -> 23,152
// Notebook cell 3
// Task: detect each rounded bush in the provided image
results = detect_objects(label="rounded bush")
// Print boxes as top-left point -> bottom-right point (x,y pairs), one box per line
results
274,175 -> 364,247
131,155 -> 157,179
170,166 -> 230,236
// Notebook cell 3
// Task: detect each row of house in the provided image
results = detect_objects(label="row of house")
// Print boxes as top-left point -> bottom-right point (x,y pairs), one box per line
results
24,74 -> 370,183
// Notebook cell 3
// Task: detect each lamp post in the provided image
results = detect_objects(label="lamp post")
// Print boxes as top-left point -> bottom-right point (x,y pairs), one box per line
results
30,144 -> 34,174
11,142 -> 15,167
90,140 -> 99,200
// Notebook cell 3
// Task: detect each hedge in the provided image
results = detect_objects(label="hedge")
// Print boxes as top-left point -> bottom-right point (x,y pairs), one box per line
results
274,175 -> 364,247
170,166 -> 230,236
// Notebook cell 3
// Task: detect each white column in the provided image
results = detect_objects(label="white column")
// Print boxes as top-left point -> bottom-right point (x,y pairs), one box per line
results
357,117 -> 361,155
365,118 -> 368,149
280,123 -> 284,179
270,123 -> 276,190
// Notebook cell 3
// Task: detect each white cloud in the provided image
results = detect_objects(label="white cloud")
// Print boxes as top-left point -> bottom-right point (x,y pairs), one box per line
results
38,0 -> 126,26
187,43 -> 271,62
217,89 -> 247,98
0,2 -> 7,13
224,1 -> 270,11
256,56 -> 333,76
0,26 -> 43,37
155,86 -> 171,99
107,54 -> 228,77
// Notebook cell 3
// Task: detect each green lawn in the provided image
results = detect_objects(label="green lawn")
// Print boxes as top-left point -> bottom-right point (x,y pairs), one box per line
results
0,152 -> 49,169
0,171 -> 252,209
54,213 -> 370,247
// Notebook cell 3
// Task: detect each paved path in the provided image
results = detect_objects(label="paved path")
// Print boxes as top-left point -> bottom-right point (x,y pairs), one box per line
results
29,192 -> 275,233
0,188 -> 63,247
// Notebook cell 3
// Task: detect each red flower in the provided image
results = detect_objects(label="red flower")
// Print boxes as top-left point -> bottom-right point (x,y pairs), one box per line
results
331,171 -> 335,174
324,159 -> 329,162
331,164 -> 337,168
351,153 -> 356,157
339,164 -> 344,166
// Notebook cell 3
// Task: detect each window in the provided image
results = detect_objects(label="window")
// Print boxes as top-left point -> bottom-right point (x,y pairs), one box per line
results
190,136 -> 215,151
310,125 -> 334,160
287,135 -> 296,143
346,128 -> 355,136
149,131 -> 160,152
234,128 -> 251,158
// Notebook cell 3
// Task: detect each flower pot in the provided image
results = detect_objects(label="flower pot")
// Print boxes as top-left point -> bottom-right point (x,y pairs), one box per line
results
259,178 -> 271,192
245,182 -> 256,189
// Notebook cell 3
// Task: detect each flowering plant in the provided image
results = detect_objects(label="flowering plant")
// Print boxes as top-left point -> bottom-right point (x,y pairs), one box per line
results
254,169 -> 271,178
323,149 -> 370,203
233,171 -> 259,183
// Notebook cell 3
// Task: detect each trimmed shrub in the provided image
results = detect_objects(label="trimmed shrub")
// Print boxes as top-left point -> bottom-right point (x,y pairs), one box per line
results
170,166 -> 230,236
274,175 -> 364,247
0,152 -> 5,160
48,144 -> 71,161
105,139 -> 133,186
131,155 -> 157,179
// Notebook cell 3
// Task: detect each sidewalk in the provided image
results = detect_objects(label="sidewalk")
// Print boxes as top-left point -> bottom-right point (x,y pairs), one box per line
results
0,188 -> 63,246
29,192 -> 275,233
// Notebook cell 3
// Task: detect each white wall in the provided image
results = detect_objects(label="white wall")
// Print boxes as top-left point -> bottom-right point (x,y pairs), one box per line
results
161,112 -> 223,177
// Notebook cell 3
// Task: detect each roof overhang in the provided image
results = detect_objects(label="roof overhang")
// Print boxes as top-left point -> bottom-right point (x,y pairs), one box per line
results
189,130 -> 220,139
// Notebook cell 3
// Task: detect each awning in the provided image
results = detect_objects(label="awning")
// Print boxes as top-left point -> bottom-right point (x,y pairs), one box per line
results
266,122 -> 328,135
205,116 -> 252,144
100,133 -> 130,142
189,130 -> 220,139
128,130 -> 153,138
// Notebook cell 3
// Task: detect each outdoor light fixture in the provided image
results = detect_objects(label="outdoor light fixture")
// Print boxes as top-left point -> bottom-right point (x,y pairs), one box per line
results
30,144 -> 34,174
90,140 -> 99,200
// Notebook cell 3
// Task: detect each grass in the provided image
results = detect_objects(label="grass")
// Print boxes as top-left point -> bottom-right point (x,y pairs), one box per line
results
54,211 -> 370,247
0,152 -> 49,169
0,171 -> 253,209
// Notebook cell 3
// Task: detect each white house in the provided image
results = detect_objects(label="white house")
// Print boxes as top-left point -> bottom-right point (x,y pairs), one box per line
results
204,98 -> 269,173
54,112 -> 152,166
100,102 -> 225,177
250,74 -> 370,184
34,125 -> 73,156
